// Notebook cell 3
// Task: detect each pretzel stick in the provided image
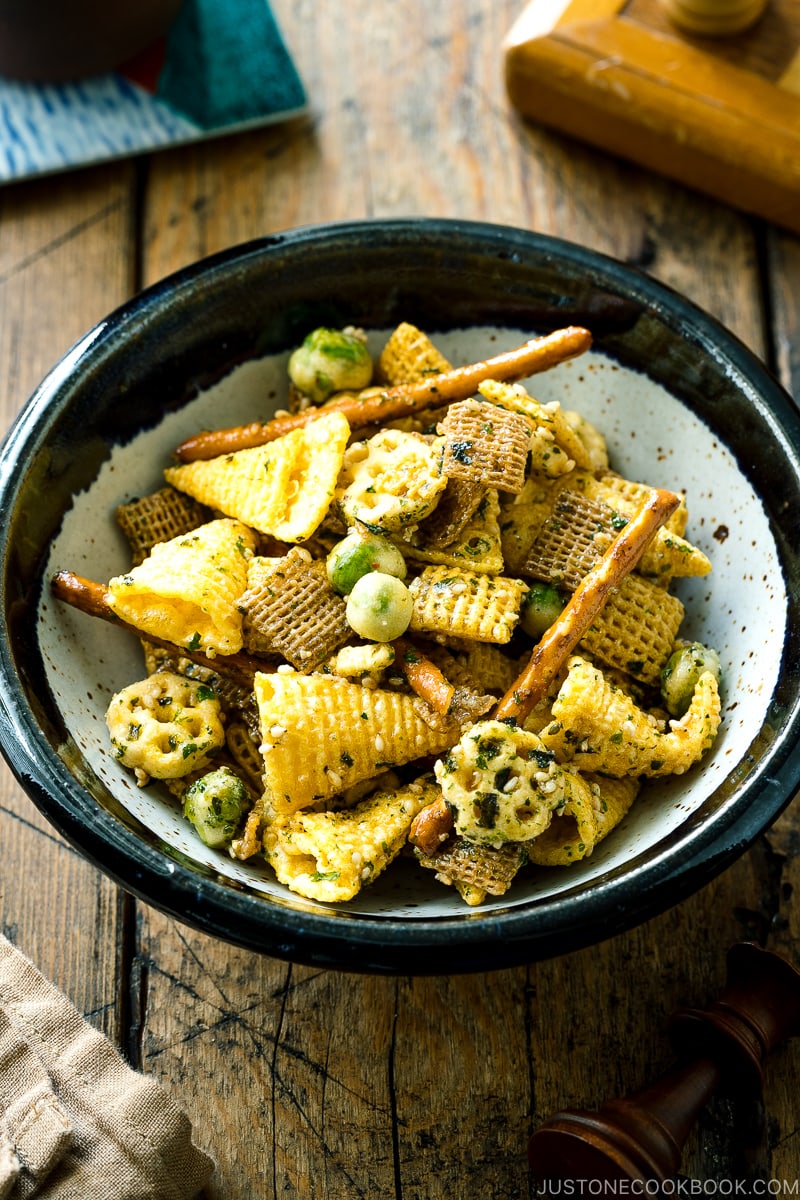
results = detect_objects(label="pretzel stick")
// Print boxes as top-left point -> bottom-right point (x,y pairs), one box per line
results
51,570 -> 261,689
409,486 -> 681,855
392,637 -> 455,716
174,326 -> 592,462
408,796 -> 455,857
494,486 -> 680,723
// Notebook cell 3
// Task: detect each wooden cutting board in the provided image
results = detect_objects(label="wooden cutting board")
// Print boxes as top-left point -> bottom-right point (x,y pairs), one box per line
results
504,0 -> 800,233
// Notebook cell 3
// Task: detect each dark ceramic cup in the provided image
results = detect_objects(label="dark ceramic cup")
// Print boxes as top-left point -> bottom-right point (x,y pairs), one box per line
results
0,0 -> 182,80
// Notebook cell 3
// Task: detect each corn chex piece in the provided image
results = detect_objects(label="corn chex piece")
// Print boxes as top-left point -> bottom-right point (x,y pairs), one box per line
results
397,489 -> 504,575
590,773 -> 640,843
580,573 -> 684,685
439,398 -> 532,494
446,640 -> 521,695
335,428 -> 447,531
408,565 -> 526,644
527,770 -> 640,866
563,410 -> 609,471
254,670 -> 459,813
422,643 -> 485,693
479,379 -> 591,473
225,721 -> 266,797
240,548 -> 349,670
593,471 -> 688,536
164,409 -> 350,542
541,656 -> 721,778
376,322 -> 452,384
498,478 -> 562,574
427,639 -> 521,703
264,776 -> 440,902
585,472 -> 708,578
522,489 -> 618,590
107,518 -> 255,656
116,486 -> 209,566
416,836 -> 527,901
553,471 -> 709,580
641,527 -> 711,581
644,533 -> 708,580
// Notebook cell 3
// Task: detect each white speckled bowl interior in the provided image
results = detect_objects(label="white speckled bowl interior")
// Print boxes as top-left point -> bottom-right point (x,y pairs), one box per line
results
1,221 -> 799,971
37,330 -> 784,912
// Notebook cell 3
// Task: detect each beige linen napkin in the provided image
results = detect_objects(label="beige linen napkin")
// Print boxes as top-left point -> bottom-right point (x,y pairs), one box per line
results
0,934 -> 213,1199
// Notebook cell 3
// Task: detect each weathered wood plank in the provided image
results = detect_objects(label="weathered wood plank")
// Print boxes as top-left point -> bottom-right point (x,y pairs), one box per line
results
392,970 -> 533,1200
759,219 -> 800,1183
0,163 -> 136,1039
768,231 -> 800,402
129,0 -> 799,1195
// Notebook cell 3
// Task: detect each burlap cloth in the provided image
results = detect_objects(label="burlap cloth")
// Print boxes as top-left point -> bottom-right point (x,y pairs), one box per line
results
0,934 -> 213,1199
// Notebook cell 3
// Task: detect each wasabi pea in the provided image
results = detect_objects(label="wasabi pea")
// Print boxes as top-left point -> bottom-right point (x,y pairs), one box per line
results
182,765 -> 249,849
345,571 -> 413,642
660,641 -> 721,718
326,529 -> 407,596
519,582 -> 566,638
288,327 -> 373,404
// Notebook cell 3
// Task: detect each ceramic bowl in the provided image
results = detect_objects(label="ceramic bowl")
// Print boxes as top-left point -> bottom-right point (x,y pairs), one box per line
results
1,219 -> 798,973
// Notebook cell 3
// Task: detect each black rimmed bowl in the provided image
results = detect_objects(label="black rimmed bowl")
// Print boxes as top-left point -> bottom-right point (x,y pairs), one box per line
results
1,218 -> 798,973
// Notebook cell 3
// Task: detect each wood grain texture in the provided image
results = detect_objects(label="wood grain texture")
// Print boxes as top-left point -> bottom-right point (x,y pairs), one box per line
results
0,164 -> 136,1042
630,0 -> 795,79
0,1 -> 797,1196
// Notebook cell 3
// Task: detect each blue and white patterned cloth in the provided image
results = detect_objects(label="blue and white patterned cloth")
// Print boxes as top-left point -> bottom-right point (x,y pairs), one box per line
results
0,0 -> 306,183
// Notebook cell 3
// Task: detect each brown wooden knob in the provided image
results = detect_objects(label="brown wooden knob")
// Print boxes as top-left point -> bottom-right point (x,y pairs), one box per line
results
669,942 -> 800,1091
528,943 -> 800,1185
661,0 -> 768,37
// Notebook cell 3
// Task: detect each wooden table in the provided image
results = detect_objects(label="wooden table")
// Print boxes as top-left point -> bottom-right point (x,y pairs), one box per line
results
1,1 -> 799,1194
